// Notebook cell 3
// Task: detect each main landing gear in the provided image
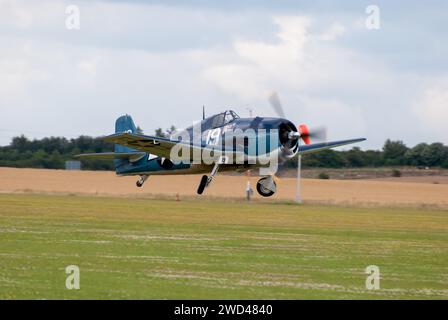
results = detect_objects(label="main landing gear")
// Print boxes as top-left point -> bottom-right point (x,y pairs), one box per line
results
197,164 -> 277,197
197,162 -> 220,195
256,176 -> 277,197
136,175 -> 149,187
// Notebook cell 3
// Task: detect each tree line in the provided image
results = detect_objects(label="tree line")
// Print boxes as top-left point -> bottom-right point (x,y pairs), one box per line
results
0,134 -> 447,170
292,139 -> 448,169
0,135 -> 115,170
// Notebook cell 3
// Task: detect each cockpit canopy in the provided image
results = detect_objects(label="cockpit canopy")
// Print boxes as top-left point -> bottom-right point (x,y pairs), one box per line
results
206,110 -> 240,129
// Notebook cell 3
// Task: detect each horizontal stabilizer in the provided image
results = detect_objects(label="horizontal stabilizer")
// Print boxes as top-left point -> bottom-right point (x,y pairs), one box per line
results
75,152 -> 146,162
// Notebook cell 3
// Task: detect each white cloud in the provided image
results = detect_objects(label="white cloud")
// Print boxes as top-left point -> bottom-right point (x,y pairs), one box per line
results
316,22 -> 346,41
0,0 -> 66,30
0,54 -> 50,97
413,82 -> 448,141
201,16 -> 309,101
201,15 -> 396,101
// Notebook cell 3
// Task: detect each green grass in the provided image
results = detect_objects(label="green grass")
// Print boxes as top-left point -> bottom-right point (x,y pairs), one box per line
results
0,193 -> 447,299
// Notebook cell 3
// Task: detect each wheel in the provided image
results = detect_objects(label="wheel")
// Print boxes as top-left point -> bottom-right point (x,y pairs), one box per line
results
197,175 -> 208,195
256,179 -> 276,197
136,175 -> 149,188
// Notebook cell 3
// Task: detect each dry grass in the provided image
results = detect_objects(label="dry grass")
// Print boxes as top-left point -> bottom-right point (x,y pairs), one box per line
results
1,167 -> 448,208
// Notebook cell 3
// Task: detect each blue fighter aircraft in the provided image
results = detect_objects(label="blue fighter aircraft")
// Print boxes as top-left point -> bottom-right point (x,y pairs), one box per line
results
77,94 -> 365,197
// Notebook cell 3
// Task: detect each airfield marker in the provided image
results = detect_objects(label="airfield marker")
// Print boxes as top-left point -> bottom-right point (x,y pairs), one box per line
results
297,154 -> 302,204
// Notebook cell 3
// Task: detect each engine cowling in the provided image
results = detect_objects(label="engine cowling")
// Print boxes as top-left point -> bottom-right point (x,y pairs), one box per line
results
278,121 -> 299,159
278,121 -> 312,159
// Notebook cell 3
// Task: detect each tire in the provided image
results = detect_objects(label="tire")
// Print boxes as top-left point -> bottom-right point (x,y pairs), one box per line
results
256,180 -> 276,197
197,175 -> 208,195
136,181 -> 143,188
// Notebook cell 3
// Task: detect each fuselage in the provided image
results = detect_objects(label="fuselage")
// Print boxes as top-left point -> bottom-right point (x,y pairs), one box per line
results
116,111 -> 298,177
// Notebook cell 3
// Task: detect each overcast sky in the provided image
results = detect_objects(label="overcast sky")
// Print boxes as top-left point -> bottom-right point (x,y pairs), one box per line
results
0,0 -> 447,148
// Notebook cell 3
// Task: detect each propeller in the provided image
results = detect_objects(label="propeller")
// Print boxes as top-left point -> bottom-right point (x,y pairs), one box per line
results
267,91 -> 327,203
268,92 -> 286,118
268,92 -> 327,146
293,125 -> 327,144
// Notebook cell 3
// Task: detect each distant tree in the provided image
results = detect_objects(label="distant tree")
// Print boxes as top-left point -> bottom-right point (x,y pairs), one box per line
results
30,149 -> 48,168
360,150 -> 384,167
11,135 -> 29,153
302,149 -> 345,168
155,128 -> 165,138
155,126 -> 177,138
420,143 -> 448,167
442,160 -> 448,169
167,125 -> 177,136
344,147 -> 366,167
403,142 -> 448,167
44,150 -> 63,169
383,139 -> 408,165
404,143 -> 428,166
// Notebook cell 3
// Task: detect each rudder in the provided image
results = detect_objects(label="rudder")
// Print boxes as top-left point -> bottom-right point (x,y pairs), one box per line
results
114,115 -> 141,170
114,115 -> 137,153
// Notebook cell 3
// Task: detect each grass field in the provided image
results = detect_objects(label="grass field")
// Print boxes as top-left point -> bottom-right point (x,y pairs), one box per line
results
0,193 -> 447,299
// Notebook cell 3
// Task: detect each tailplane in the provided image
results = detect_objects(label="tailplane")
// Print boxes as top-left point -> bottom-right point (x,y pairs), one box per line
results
75,115 -> 146,170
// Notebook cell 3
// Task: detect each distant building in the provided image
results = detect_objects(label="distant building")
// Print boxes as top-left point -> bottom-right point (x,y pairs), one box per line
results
65,160 -> 81,170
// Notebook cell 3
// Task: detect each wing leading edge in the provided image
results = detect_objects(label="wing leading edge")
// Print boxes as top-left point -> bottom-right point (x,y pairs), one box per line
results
298,138 -> 366,155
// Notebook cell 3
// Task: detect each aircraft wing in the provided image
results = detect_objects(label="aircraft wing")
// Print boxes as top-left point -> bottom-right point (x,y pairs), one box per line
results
75,152 -> 146,162
101,132 -> 205,160
298,138 -> 366,155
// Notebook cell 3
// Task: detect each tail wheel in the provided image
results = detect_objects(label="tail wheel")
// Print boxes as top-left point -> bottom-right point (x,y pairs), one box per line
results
136,175 -> 149,188
197,175 -> 208,195
256,178 -> 276,197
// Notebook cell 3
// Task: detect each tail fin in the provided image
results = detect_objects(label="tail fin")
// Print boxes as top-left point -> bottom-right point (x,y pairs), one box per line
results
115,115 -> 137,153
113,115 -> 144,169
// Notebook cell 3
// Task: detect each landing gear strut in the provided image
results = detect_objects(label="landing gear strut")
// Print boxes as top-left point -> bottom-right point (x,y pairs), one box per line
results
197,162 -> 220,195
136,175 -> 149,187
